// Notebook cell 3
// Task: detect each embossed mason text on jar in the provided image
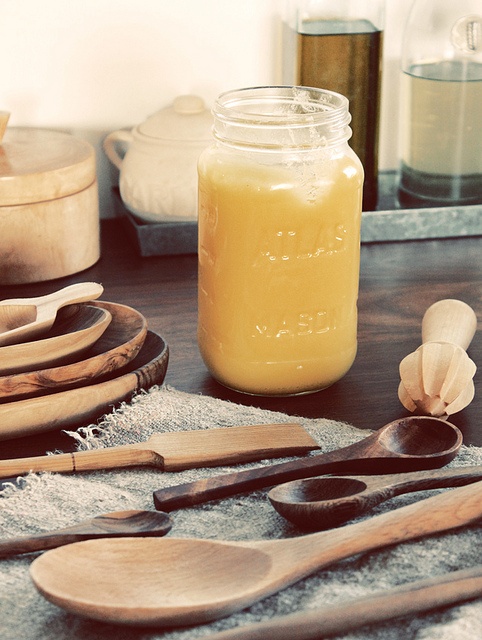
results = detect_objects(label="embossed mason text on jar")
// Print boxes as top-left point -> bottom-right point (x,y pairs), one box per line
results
198,86 -> 364,395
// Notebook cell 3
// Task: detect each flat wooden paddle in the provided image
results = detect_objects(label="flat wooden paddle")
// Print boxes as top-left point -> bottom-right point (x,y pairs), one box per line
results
0,423 -> 317,477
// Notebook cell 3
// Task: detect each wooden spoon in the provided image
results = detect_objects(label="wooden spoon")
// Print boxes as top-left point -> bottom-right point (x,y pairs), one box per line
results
30,480 -> 482,626
399,299 -> 477,417
0,282 -> 104,347
153,416 -> 462,511
0,423 -> 318,478
0,510 -> 172,559
268,465 -> 482,530
204,565 -> 482,640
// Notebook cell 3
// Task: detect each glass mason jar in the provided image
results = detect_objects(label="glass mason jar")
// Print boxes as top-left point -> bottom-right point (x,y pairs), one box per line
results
282,0 -> 384,211
197,86 -> 364,396
398,0 -> 482,206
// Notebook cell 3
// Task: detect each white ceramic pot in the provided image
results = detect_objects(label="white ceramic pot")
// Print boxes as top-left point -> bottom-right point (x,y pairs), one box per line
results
103,95 -> 212,223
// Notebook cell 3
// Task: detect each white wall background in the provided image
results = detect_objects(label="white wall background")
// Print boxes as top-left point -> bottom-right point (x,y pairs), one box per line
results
1,0 -> 411,216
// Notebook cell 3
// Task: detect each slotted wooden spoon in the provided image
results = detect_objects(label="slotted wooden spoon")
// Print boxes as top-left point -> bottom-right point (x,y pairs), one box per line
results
0,282 -> 104,347
30,480 -> 482,626
399,299 -> 477,417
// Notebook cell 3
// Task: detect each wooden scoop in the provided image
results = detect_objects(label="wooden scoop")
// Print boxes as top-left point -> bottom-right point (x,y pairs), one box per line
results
399,299 -> 477,417
30,480 -> 482,626
0,510 -> 172,559
268,465 -> 482,530
0,282 -> 104,347
0,423 -> 318,478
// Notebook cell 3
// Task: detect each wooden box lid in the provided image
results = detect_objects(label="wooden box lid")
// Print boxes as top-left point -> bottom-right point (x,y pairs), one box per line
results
0,122 -> 96,207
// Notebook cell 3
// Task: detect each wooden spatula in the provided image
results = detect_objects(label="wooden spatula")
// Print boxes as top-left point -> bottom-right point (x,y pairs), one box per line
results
399,299 -> 477,417
0,423 -> 318,478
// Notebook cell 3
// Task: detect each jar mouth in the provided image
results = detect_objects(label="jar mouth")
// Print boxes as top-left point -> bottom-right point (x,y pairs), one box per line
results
213,85 -> 352,148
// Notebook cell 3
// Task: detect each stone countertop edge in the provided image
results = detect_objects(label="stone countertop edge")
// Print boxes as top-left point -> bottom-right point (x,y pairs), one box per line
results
361,204 -> 482,243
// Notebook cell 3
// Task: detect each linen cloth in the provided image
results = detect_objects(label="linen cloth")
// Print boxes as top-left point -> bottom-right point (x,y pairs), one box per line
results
1,385 -> 481,640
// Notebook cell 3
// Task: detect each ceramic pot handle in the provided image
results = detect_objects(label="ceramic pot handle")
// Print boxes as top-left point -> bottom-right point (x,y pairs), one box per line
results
103,129 -> 133,170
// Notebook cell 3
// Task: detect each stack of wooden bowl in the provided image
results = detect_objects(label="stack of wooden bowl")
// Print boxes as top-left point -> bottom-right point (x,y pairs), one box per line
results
0,282 -> 168,441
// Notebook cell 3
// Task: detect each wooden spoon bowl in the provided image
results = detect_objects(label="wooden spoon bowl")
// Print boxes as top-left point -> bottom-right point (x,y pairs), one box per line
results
268,466 -> 482,531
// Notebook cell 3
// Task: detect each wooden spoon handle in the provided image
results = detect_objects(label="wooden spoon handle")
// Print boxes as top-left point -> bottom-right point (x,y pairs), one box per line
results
204,565 -> 482,640
422,299 -> 477,349
0,531 -> 95,558
0,446 -> 157,478
0,282 -> 103,308
152,437 -> 380,511
291,480 -> 482,577
34,282 -> 104,316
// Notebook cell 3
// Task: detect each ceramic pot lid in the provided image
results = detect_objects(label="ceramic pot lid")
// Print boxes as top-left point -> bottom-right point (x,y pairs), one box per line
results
0,126 -> 96,206
137,95 -> 213,142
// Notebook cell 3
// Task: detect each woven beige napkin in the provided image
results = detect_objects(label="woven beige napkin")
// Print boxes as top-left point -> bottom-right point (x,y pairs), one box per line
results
1,385 -> 482,640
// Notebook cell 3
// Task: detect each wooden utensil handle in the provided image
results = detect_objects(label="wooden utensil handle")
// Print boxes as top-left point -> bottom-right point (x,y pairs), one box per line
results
152,437 -> 407,511
422,299 -> 477,349
0,532 -> 87,559
204,565 -> 482,640
0,446 -> 158,478
0,282 -> 103,308
293,480 -> 482,576
35,282 -> 104,312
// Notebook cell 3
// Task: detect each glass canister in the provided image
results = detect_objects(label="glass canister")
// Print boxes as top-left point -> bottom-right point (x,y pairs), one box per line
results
398,0 -> 482,206
282,0 -> 384,211
197,86 -> 364,396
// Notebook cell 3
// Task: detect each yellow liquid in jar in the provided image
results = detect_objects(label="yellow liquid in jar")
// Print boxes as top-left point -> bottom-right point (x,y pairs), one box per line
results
198,152 -> 363,395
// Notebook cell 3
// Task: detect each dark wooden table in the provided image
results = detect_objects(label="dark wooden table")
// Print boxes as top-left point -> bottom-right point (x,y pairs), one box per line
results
1,218 -> 481,462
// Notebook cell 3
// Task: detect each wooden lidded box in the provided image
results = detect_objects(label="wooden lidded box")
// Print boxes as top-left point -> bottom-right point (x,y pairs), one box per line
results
0,115 -> 100,284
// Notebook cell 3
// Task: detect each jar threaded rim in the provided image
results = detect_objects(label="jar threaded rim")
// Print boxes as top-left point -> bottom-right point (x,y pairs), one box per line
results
213,86 -> 352,149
